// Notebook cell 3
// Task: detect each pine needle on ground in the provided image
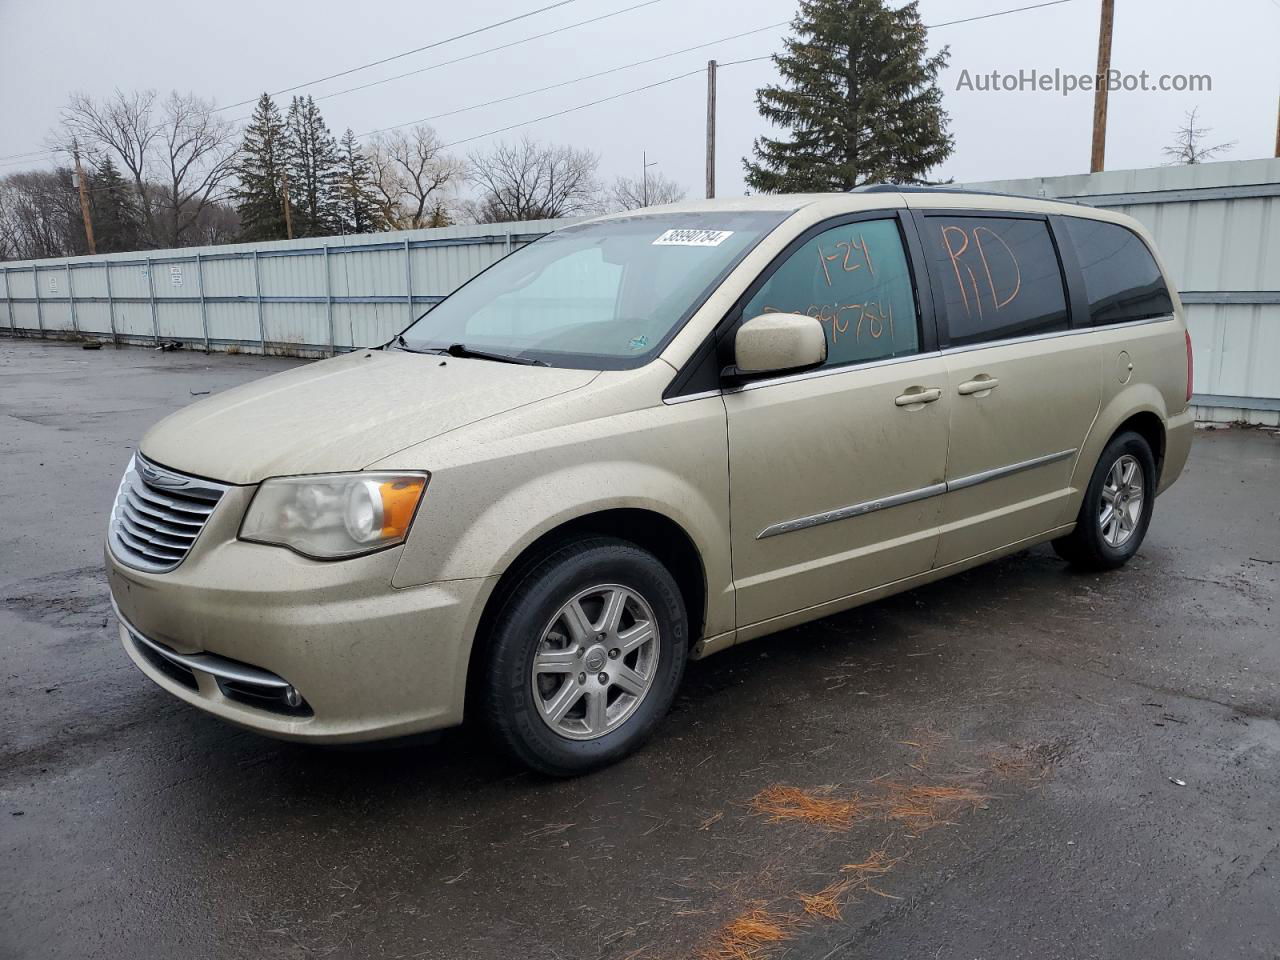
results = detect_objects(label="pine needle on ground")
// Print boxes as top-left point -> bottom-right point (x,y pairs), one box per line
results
695,908 -> 797,960
795,876 -> 857,921
749,785 -> 867,830
874,781 -> 989,831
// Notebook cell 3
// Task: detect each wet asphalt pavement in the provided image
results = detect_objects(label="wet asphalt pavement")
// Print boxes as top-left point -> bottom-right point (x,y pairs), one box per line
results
2,339 -> 1278,960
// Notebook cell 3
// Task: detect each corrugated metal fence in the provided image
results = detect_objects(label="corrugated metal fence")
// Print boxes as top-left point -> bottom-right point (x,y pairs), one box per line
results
965,158 -> 1280,425
4,160 -> 1278,421
0,219 -> 569,357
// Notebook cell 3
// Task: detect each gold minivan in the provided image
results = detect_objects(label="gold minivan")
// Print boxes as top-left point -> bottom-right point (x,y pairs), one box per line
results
107,189 -> 1194,774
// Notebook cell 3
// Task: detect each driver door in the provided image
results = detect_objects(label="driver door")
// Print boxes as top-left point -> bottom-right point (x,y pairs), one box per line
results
723,213 -> 950,628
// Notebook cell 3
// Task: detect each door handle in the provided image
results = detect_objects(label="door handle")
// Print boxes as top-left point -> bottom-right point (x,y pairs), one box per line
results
894,387 -> 942,407
957,376 -> 999,396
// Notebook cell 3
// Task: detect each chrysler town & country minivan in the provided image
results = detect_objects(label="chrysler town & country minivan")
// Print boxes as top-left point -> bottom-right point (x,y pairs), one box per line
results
106,188 -> 1193,774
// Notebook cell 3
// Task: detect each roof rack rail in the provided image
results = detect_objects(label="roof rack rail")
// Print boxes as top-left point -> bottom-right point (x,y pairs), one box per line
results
850,183 -> 1070,203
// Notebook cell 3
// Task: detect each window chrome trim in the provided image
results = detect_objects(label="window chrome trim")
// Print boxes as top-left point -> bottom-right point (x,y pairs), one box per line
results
756,448 -> 1078,539
939,314 -> 1174,357
715,313 -> 1176,398
662,388 -> 723,405
727,350 -> 944,394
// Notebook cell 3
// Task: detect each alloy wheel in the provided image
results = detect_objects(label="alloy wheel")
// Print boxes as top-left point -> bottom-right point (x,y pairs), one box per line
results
1099,454 -> 1144,548
530,584 -> 660,741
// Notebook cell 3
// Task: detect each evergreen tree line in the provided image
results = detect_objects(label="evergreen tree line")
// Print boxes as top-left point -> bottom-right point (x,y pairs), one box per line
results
233,93 -> 392,241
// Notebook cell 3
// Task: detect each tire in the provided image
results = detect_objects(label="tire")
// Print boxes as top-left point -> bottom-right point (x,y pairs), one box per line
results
480,537 -> 688,776
1052,430 -> 1157,571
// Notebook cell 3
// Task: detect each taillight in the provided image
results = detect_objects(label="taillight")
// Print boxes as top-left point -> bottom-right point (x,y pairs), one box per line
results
1185,330 -> 1194,405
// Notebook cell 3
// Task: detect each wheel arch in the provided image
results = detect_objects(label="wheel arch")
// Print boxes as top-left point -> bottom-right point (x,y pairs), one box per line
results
463,507 -> 709,718
1075,382 -> 1169,484
1112,410 -> 1166,481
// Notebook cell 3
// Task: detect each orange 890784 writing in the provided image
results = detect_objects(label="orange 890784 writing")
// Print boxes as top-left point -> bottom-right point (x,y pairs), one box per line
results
758,231 -> 895,344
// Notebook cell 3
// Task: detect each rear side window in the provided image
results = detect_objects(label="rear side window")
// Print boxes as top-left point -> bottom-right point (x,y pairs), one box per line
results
741,217 -> 919,368
923,216 -> 1069,346
1064,217 -> 1173,325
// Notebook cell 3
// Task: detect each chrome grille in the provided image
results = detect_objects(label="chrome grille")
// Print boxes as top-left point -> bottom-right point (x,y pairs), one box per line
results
108,455 -> 228,573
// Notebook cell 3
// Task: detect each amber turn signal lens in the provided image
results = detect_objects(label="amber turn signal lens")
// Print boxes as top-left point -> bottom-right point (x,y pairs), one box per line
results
379,478 -> 426,538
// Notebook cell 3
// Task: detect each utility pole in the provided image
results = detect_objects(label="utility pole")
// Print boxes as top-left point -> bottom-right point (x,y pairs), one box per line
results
641,151 -> 657,206
1274,90 -> 1279,158
281,170 -> 294,240
72,141 -> 96,254
1089,0 -> 1115,173
705,59 -> 717,199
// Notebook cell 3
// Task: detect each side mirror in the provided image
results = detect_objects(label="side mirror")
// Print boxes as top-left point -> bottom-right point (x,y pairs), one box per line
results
732,313 -> 827,376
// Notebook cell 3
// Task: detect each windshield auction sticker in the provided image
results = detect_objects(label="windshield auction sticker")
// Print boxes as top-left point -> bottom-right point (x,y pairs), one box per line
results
652,228 -> 734,247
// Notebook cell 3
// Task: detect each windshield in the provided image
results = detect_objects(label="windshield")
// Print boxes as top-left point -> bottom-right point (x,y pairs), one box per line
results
397,211 -> 790,369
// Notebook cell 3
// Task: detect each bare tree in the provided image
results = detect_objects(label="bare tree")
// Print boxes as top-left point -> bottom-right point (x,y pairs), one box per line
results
58,89 -> 157,214
58,89 -> 238,247
465,136 -> 602,222
368,126 -> 462,229
607,172 -> 687,211
1162,107 -> 1237,165
186,201 -> 241,246
0,169 -> 85,260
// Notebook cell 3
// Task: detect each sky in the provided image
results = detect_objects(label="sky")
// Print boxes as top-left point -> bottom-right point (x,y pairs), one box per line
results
1,0 -> 1277,200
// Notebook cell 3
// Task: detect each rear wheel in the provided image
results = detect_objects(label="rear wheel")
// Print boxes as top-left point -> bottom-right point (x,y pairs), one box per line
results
1052,431 -> 1156,571
480,538 -> 687,776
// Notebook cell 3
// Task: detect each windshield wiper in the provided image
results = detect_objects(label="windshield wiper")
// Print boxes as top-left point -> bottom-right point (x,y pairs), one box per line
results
389,334 -> 436,355
390,336 -> 547,366
443,343 -> 548,366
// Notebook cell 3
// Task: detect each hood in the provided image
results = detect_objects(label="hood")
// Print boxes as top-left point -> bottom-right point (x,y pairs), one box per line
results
140,349 -> 599,484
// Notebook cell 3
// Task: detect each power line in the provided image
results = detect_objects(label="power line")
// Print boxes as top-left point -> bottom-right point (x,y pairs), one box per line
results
359,21 -> 789,138
14,69 -> 729,190
3,1 -> 627,162
924,0 -> 1073,29
301,0 -> 666,112
0,152 -> 60,168
434,67 -> 707,151
428,54 -> 795,152
2,27 -> 771,174
214,0 -> 584,112
0,146 -> 62,164
0,0 -> 1078,169
0,147 -> 58,162
718,55 -> 773,68
355,0 -> 1076,146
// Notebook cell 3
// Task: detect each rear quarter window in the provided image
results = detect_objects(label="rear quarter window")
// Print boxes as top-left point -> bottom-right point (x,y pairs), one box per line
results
1063,217 -> 1174,325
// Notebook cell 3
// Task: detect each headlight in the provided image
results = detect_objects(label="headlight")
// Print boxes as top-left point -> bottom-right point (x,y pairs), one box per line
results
239,472 -> 429,559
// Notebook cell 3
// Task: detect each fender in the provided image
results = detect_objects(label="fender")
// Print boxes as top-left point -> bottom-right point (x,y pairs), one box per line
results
387,403 -> 736,640
1062,383 -> 1169,524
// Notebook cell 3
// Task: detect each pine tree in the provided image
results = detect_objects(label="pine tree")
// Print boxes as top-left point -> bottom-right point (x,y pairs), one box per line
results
89,156 -> 144,252
231,94 -> 291,241
744,0 -> 953,192
424,200 -> 452,228
285,96 -> 341,237
334,129 -> 385,234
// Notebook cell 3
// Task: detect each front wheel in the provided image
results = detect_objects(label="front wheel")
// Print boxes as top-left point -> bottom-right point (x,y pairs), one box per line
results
480,538 -> 688,776
1052,431 -> 1157,571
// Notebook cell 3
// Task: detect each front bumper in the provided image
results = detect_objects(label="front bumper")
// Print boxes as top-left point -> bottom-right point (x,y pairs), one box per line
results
107,494 -> 497,743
